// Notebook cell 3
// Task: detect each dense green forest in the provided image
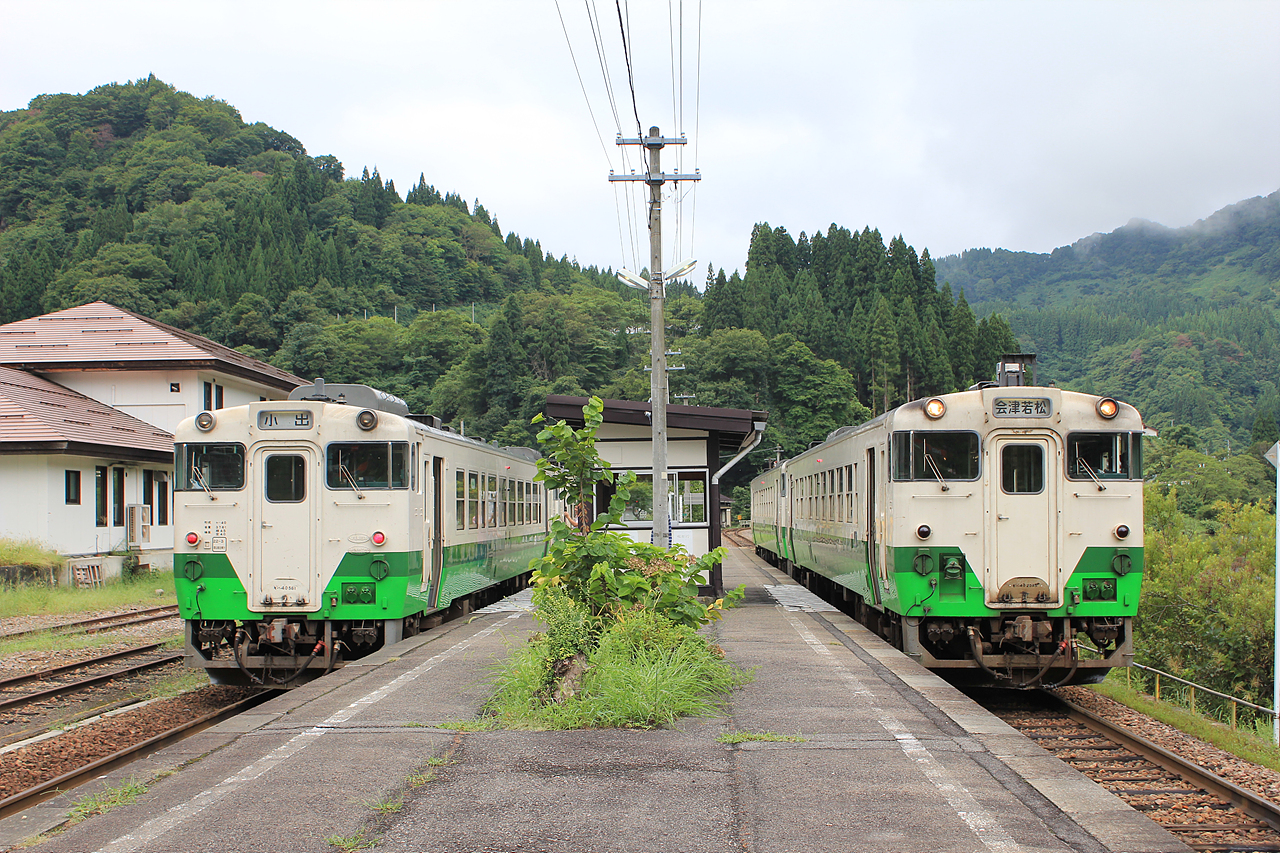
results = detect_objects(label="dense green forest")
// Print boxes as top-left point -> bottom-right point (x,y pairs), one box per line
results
0,76 -> 1016,470
936,192 -> 1280,453
3,77 -> 1280,710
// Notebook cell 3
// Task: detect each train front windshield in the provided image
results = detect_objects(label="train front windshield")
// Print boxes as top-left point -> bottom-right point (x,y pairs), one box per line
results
174,443 -> 246,490
1067,432 -> 1143,480
326,442 -> 410,489
892,432 -> 980,481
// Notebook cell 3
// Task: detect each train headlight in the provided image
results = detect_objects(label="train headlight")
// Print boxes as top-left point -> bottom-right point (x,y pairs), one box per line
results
916,524 -> 932,540
1096,398 -> 1119,419
1114,524 -> 1130,540
195,411 -> 216,431
356,409 -> 378,430
924,398 -> 946,420
185,531 -> 201,547
371,531 -> 386,546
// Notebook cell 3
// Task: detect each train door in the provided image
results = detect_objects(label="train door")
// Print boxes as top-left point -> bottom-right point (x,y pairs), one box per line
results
866,447 -> 882,606
989,434 -> 1059,605
424,457 -> 445,606
252,446 -> 319,608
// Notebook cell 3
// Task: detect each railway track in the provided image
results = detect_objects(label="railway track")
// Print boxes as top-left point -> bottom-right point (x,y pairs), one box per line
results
0,605 -> 180,642
983,689 -> 1280,852
0,689 -> 271,820
0,644 -> 183,714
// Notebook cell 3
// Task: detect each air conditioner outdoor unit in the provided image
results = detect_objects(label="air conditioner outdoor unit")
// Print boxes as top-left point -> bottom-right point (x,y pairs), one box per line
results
126,504 -> 152,547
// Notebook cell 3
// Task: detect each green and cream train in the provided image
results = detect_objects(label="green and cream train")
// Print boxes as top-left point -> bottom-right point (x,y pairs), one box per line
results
172,380 -> 546,686
751,356 -> 1144,687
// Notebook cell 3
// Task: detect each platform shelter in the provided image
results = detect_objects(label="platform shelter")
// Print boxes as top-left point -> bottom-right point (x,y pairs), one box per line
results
544,395 -> 766,594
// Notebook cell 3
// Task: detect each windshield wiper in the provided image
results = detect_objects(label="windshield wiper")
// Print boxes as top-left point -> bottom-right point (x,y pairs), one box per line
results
339,463 -> 365,499
190,466 -> 217,501
1078,461 -> 1107,492
923,454 -> 950,492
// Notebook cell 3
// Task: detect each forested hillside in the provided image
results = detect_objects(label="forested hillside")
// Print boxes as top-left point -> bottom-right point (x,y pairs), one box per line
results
0,77 -> 1015,468
936,192 -> 1280,451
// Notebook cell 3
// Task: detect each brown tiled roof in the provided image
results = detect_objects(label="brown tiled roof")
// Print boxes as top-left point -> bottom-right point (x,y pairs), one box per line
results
0,366 -> 174,463
0,302 -> 306,391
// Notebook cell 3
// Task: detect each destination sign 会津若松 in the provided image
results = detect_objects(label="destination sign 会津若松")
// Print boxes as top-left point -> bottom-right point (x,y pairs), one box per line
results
993,398 -> 1051,418
258,411 -> 312,429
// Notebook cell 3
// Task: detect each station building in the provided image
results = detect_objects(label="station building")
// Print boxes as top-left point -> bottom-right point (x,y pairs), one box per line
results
0,302 -> 305,579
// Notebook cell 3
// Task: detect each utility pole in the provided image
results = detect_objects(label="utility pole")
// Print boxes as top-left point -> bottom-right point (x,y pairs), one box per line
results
610,126 -> 699,546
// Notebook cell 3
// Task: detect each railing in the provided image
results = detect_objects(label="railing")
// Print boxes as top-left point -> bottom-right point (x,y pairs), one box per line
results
1123,663 -> 1278,741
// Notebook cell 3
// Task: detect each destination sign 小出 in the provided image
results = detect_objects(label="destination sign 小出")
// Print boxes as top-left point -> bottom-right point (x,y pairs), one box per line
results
258,411 -> 312,429
993,398 -> 1051,418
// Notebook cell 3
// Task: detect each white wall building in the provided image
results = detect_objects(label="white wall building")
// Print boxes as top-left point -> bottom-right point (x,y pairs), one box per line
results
0,302 -> 305,572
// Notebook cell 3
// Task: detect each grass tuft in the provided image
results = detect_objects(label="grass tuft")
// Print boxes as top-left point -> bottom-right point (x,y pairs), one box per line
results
66,777 -> 148,824
717,730 -> 806,744
326,830 -> 378,852
482,609 -> 751,730
0,571 -> 174,621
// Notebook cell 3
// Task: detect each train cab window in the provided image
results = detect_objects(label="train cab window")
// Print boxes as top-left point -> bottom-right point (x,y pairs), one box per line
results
265,455 -> 306,502
325,443 -> 410,490
1002,444 -> 1045,494
175,443 -> 246,491
891,432 -> 980,482
1068,432 -> 1142,480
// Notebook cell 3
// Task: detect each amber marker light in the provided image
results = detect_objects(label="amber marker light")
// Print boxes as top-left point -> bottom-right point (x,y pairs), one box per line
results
924,398 -> 946,419
1097,398 -> 1119,419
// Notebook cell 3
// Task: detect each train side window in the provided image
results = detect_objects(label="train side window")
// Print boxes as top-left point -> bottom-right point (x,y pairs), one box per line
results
487,474 -> 498,527
1067,432 -> 1139,480
499,477 -> 508,526
467,471 -> 479,529
265,455 -> 306,502
533,484 -> 542,523
455,471 -> 465,530
1002,444 -> 1044,494
517,481 -> 525,524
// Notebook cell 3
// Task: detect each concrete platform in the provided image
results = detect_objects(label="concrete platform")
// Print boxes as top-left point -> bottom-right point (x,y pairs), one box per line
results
1,547 -> 1190,853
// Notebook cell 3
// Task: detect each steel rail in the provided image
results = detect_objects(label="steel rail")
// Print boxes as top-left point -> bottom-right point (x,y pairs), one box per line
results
0,606 -> 179,642
0,693 -> 269,820
0,654 -> 184,712
1053,692 -> 1280,833
0,643 -> 167,691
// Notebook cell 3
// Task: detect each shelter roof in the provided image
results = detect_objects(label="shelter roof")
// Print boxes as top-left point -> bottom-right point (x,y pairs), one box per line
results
0,366 -> 173,463
545,396 -> 767,447
0,302 -> 305,391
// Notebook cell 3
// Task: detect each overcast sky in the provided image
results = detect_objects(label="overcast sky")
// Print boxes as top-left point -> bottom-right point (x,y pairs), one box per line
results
2,1 -> 1277,278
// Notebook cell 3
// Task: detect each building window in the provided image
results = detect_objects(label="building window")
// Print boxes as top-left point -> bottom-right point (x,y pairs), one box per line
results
95,466 -> 108,527
170,382 -> 181,393
157,474 -> 169,526
203,381 -> 225,411
112,467 -> 125,526
65,470 -> 81,505
143,470 -> 154,518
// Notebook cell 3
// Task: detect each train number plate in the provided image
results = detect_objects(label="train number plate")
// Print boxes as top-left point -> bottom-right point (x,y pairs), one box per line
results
993,398 -> 1051,418
258,411 -> 313,429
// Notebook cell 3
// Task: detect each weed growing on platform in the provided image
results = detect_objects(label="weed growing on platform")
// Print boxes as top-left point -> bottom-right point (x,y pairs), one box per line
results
484,606 -> 750,729
326,830 -> 377,851
66,777 -> 148,823
717,731 -> 807,744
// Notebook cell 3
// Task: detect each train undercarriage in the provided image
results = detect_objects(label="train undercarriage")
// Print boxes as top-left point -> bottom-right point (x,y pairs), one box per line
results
186,574 -> 530,687
766,551 -> 1130,688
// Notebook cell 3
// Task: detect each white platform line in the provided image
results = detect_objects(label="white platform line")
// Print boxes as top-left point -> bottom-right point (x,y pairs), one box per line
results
94,612 -> 521,853
782,610 -> 1020,853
